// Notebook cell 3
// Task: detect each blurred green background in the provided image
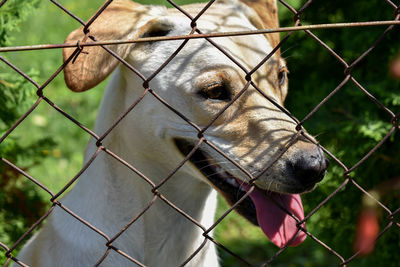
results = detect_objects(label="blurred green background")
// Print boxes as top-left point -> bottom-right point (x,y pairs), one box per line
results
1,0 -> 399,266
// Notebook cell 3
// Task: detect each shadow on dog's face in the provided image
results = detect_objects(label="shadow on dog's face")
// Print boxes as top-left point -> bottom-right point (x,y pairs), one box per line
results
130,9 -> 329,248
63,0 -> 329,248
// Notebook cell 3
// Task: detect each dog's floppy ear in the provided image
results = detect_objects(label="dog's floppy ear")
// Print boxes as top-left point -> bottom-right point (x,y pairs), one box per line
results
63,0 -> 159,92
239,0 -> 280,48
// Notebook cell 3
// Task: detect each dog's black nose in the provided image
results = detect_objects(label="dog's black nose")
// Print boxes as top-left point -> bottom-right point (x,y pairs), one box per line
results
291,150 -> 329,187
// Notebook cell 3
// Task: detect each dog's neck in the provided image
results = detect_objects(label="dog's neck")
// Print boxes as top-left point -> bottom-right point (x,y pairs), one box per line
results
60,68 -> 219,266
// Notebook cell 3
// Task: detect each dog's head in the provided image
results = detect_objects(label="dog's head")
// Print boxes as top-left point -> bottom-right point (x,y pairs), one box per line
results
63,0 -> 328,248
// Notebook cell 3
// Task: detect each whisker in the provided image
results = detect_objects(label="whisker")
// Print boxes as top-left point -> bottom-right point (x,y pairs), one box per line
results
280,44 -> 299,57
236,177 -> 250,199
281,54 -> 295,61
313,132 -> 326,139
190,160 -> 231,172
202,167 -> 240,179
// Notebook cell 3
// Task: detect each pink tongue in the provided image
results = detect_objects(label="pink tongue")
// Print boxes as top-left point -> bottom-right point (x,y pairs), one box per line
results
242,184 -> 307,248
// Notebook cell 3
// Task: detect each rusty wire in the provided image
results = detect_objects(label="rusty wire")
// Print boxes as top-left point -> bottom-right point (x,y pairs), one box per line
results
1,20 -> 400,53
0,0 -> 399,266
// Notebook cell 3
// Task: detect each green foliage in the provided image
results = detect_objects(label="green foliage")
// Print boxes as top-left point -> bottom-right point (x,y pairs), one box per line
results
280,0 -> 400,265
0,0 -> 54,262
0,0 -> 40,45
0,70 -> 38,128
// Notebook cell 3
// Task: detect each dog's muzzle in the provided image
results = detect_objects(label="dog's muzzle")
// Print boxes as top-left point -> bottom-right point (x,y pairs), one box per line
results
173,138 -> 329,248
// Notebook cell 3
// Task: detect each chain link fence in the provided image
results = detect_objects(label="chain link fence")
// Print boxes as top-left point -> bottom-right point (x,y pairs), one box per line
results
1,0 -> 399,266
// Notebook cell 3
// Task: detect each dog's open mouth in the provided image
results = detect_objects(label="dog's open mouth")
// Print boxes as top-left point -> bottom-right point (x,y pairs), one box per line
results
174,138 -> 307,248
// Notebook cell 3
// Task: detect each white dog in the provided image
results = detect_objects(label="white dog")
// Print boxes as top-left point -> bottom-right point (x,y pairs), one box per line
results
17,0 -> 328,266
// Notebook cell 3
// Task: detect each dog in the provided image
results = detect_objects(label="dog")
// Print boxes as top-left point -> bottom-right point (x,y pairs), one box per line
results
17,0 -> 328,266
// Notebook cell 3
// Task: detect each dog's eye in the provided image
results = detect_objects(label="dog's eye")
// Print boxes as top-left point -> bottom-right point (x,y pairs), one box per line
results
278,67 -> 288,86
142,24 -> 172,39
144,28 -> 171,38
199,82 -> 231,101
